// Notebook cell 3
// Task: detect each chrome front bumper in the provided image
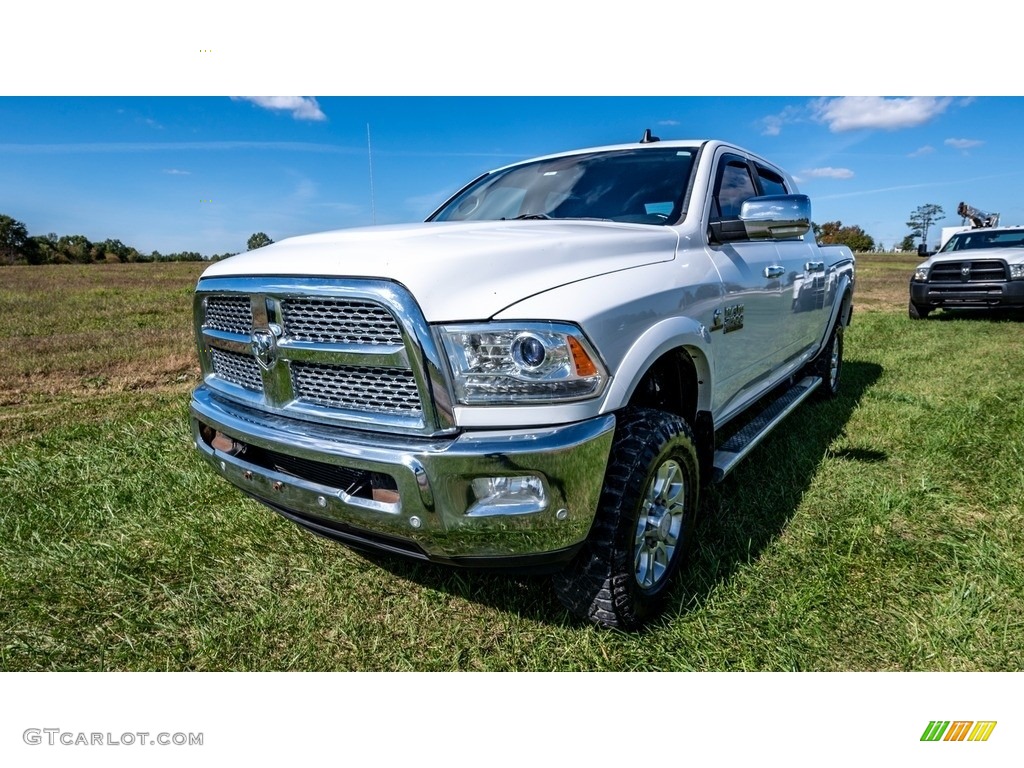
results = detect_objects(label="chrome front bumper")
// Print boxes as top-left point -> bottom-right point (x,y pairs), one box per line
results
190,386 -> 615,566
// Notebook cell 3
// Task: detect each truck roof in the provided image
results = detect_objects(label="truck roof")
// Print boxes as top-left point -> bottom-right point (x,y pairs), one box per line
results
485,139 -> 766,173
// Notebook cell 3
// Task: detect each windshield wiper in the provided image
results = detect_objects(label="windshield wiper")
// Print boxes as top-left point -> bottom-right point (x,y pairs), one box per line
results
500,213 -> 619,222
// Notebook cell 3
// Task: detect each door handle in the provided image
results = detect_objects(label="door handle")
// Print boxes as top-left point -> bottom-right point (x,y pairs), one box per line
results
804,261 -> 825,273
764,266 -> 785,279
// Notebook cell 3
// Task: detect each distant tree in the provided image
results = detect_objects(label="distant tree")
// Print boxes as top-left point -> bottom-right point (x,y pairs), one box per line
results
0,214 -> 32,264
164,250 -> 204,262
57,234 -> 93,264
247,232 -> 273,251
899,234 -> 916,252
906,204 -> 945,249
96,238 -> 138,263
30,233 -> 58,265
815,220 -> 875,252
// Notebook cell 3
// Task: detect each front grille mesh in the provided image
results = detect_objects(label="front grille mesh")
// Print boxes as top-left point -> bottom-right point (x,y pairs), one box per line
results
292,362 -> 421,414
211,348 -> 263,391
930,260 -> 1008,283
205,296 -> 253,335
202,289 -> 426,425
282,298 -> 404,345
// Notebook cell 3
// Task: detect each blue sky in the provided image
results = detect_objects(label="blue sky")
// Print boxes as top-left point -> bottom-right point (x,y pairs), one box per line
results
1,95 -> 1020,255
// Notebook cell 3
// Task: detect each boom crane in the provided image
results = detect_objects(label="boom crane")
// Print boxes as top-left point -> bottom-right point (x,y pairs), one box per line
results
957,201 -> 1000,229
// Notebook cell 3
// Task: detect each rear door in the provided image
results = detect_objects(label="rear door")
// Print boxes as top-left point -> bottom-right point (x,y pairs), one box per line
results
752,162 -> 822,361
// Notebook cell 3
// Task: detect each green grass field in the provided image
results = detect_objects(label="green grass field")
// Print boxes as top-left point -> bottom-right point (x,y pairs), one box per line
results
1,256 -> 1022,670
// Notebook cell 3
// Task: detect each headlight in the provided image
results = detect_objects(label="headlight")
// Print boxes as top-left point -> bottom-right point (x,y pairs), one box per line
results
913,267 -> 930,282
439,322 -> 607,405
1009,264 -> 1024,280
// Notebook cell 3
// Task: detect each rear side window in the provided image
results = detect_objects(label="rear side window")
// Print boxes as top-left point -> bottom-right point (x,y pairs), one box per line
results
755,165 -> 788,197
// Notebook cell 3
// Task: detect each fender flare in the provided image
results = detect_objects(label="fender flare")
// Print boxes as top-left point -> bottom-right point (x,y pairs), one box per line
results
811,271 -> 853,357
600,317 -> 713,413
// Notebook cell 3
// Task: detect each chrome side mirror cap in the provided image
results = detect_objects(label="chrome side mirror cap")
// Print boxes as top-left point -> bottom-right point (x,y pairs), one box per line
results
740,194 -> 811,240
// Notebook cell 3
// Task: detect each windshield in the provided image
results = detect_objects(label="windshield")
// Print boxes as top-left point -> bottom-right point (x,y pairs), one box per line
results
940,229 -> 1024,252
430,147 -> 697,225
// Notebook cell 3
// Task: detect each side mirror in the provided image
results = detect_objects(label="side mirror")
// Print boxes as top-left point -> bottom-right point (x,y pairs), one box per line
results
739,195 -> 811,240
917,243 -> 928,257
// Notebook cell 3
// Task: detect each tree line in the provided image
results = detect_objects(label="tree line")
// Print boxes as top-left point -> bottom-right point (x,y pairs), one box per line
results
0,213 -> 242,266
812,221 -> 876,252
810,202 -> 948,253
6,201 -> 946,263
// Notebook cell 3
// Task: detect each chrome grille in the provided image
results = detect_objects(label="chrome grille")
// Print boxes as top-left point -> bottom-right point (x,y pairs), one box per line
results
205,296 -> 253,335
930,260 -> 1008,283
211,348 -> 263,391
195,277 -> 452,435
282,298 -> 403,345
292,362 -> 422,415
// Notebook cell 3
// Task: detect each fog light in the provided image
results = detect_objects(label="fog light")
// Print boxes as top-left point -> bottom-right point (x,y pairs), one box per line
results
467,475 -> 547,517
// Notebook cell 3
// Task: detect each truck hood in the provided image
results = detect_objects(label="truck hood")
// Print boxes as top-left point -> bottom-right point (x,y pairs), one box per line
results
924,246 -> 1024,267
202,220 -> 679,321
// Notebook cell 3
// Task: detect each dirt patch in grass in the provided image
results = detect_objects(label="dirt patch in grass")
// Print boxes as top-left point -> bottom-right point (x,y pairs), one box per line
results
851,253 -> 921,313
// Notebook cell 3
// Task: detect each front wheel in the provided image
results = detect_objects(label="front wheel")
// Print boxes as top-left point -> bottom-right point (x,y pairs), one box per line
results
553,408 -> 700,630
908,299 -> 931,320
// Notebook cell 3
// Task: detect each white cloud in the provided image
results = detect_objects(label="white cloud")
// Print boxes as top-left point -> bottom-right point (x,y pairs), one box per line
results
945,137 -> 983,150
760,116 -> 783,137
908,145 -> 934,158
758,105 -> 802,136
801,167 -> 855,180
233,96 -> 327,121
812,97 -> 952,132
289,177 -> 318,201
163,168 -> 191,175
657,119 -> 680,126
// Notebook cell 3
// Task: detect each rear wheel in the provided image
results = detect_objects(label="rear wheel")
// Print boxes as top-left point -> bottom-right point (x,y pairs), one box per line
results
809,322 -> 843,399
553,407 -> 700,630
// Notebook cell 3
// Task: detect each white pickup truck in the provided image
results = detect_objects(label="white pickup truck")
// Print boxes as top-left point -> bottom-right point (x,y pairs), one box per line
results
190,136 -> 855,629
910,225 -> 1024,318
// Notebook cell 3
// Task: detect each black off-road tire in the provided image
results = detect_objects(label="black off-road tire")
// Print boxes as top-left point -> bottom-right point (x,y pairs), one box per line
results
553,407 -> 700,630
809,322 -> 843,399
908,300 -> 931,320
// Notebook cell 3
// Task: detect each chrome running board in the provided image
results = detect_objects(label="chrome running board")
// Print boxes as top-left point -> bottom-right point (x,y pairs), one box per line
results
712,376 -> 822,482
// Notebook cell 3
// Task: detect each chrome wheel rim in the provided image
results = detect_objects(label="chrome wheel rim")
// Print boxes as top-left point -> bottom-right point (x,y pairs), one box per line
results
633,459 -> 687,590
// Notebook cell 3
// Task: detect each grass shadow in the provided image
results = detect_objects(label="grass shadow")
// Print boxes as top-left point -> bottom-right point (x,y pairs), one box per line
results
345,549 -> 571,625
929,307 -> 1024,323
351,359 -> 885,630
668,359 -> 884,621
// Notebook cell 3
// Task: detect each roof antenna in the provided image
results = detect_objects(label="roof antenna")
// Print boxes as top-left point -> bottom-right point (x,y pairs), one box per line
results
366,123 -> 377,225
639,128 -> 660,144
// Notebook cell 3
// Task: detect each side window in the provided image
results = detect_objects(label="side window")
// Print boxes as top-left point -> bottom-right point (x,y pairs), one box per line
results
713,158 -> 757,219
755,165 -> 788,197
